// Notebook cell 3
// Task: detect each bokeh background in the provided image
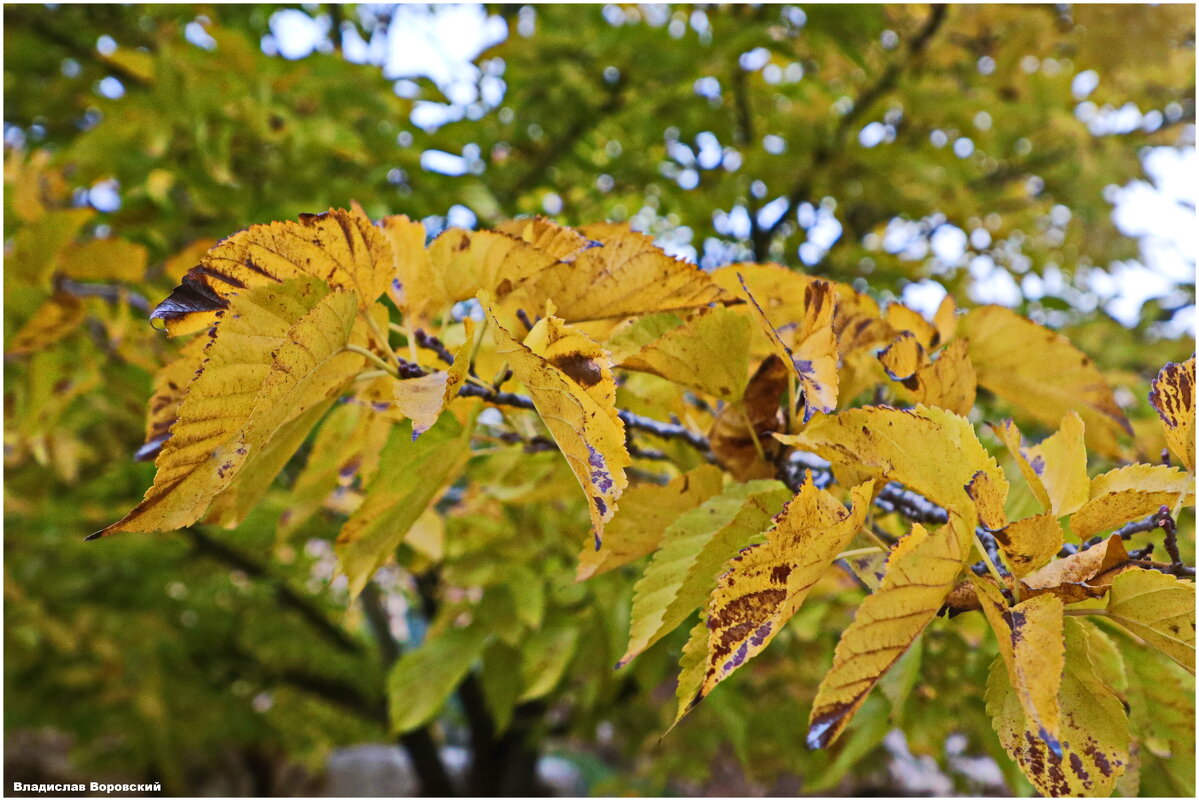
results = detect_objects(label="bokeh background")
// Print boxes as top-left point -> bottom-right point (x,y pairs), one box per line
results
4,3 -> 1195,796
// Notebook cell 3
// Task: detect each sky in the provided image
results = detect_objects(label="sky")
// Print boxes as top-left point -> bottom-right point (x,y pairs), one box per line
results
262,4 -> 1195,336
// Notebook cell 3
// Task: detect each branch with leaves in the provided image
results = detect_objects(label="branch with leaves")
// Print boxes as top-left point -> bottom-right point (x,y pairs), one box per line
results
87,209 -> 1194,799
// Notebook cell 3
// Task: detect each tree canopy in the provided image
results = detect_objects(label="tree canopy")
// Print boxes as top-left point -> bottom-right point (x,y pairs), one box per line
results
4,4 -> 1194,796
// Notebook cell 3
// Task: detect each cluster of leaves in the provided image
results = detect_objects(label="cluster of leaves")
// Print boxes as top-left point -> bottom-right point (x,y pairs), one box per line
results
89,207 -> 1196,796
4,3 -> 1194,795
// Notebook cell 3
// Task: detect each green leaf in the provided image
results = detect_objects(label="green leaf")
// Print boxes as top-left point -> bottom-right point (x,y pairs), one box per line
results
1105,568 -> 1196,674
388,625 -> 488,734
618,479 -> 790,667
335,414 -> 474,599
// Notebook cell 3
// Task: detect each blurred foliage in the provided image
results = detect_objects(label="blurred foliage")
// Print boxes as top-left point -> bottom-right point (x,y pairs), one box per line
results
3,3 -> 1194,796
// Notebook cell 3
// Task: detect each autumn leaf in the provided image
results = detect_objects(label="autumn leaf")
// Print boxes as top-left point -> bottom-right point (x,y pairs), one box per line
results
877,331 -> 927,381
1020,534 -> 1133,604
739,275 -> 839,422
504,227 -> 727,323
1069,463 -> 1195,538
151,209 -> 392,336
483,294 -> 630,547
96,277 -> 362,537
618,306 -> 751,400
495,215 -> 591,258
1149,356 -> 1195,472
971,576 -> 1065,756
429,228 -> 560,311
56,237 -> 148,282
575,464 -> 724,581
692,478 -> 874,718
7,292 -> 86,356
672,617 -> 711,729
618,479 -> 790,668
807,512 -> 970,748
986,618 -> 1129,797
885,301 -> 940,348
137,336 -> 209,462
991,513 -> 1064,578
336,414 -> 474,598
1105,568 -> 1195,674
782,404 -> 1007,531
392,318 -> 476,437
709,355 -> 788,481
959,305 -> 1131,460
892,339 -> 977,417
965,467 -> 1010,532
991,412 -> 1090,518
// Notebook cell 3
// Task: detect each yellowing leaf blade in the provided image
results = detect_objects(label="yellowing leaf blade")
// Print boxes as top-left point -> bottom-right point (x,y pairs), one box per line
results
1106,568 -> 1196,674
1149,356 -> 1195,472
808,513 -> 969,748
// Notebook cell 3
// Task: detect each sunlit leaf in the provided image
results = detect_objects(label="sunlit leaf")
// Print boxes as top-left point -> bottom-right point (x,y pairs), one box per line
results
1020,534 -> 1133,604
971,576 -> 1065,755
991,412 -> 1090,518
1070,463 -> 1195,538
152,209 -> 392,336
619,306 -> 751,400
992,512 -> 1064,578
392,318 -> 476,437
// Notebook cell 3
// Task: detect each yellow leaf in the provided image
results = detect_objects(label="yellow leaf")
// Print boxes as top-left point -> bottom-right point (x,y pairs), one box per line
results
1070,463 -> 1195,538
878,331 -> 927,381
991,412 -> 1090,518
164,238 -> 220,283
9,208 -> 94,287
505,229 -> 727,323
96,278 -> 362,537
56,238 -> 148,282
152,209 -> 392,336
672,617 -> 710,729
1149,356 -> 1195,472
932,293 -> 957,345
1020,534 -> 1132,604
971,576 -> 1065,754
619,306 -> 751,400
739,275 -> 839,422
897,339 -> 977,416
885,301 -> 940,348
693,478 -> 874,717
336,415 -> 474,598
1105,568 -> 1196,674
430,228 -> 559,312
986,619 -> 1129,797
392,318 -> 476,436
966,467 -> 1010,531
495,216 -> 591,258
138,336 -> 209,463
619,479 -> 790,667
808,512 -> 970,748
960,306 -> 1131,460
575,464 -> 724,581
483,295 -> 630,547
992,513 -> 1064,578
782,404 -> 1006,531
709,356 -> 787,481
377,214 -> 437,320
7,292 -> 86,356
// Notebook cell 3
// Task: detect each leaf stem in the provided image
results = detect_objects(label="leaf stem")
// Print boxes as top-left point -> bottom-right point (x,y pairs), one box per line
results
836,546 -> 884,561
344,344 -> 398,377
362,310 -> 400,365
972,532 -> 1009,598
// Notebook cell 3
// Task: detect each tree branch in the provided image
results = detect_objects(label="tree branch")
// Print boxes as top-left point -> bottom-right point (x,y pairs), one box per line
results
184,528 -> 363,655
360,583 -> 456,797
763,4 -> 948,239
